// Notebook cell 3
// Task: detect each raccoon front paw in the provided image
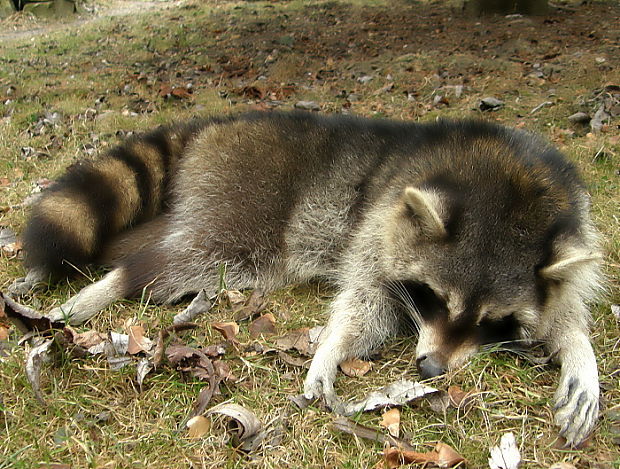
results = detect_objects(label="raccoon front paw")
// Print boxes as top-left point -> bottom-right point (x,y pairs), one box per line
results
304,365 -> 345,414
553,375 -> 599,447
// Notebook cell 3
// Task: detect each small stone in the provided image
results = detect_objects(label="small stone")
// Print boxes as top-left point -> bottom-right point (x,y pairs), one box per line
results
479,97 -> 504,111
568,112 -> 590,124
294,101 -> 320,111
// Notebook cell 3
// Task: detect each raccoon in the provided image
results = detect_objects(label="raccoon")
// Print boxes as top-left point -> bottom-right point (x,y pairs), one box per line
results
12,112 -> 602,447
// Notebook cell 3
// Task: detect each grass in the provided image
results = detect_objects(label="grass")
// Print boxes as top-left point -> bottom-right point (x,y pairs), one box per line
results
1,0 -> 619,467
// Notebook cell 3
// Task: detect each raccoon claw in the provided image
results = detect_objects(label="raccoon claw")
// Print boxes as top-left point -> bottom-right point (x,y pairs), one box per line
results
553,376 -> 599,447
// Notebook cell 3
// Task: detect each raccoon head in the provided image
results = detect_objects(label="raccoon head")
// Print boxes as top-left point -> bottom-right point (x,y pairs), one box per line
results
384,185 -> 600,379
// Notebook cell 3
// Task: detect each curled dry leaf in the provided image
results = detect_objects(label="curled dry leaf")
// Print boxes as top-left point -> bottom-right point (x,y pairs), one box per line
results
1,292 -> 64,334
136,357 -> 153,391
340,358 -> 372,377
173,289 -> 211,325
384,442 -> 466,468
186,415 -> 211,438
249,313 -> 276,338
489,433 -> 521,469
211,321 -> 240,344
207,402 -> 264,452
341,378 -> 438,416
26,338 -> 53,404
380,408 -> 401,438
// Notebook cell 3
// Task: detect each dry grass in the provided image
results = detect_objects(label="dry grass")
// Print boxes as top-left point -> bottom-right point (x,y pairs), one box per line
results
1,0 -> 619,467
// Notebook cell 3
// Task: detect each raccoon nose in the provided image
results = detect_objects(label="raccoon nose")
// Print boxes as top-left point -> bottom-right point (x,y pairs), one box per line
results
416,354 -> 446,379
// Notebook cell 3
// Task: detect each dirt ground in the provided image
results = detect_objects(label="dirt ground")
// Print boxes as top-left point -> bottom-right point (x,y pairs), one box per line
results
0,0 -> 619,467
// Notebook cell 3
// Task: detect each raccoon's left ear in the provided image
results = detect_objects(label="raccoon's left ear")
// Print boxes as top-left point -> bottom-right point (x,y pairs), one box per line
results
539,249 -> 601,281
403,187 -> 447,238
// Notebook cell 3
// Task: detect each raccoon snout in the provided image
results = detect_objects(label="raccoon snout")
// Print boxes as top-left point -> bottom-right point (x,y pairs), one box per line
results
416,354 -> 446,379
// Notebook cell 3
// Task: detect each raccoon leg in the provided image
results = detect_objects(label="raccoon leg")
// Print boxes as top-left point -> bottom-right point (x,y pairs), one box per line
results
304,287 -> 398,412
47,267 -> 129,324
551,329 -> 599,447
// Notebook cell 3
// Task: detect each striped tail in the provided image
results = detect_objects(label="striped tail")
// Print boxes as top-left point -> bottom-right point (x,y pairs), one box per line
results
23,119 -> 209,278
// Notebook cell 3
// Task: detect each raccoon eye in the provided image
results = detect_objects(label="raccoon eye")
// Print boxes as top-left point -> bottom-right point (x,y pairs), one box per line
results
477,313 -> 520,344
396,281 -> 447,320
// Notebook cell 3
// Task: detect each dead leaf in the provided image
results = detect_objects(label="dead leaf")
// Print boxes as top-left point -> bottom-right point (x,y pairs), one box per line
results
278,350 -> 309,368
221,289 -> 246,309
186,415 -> 211,438
69,328 -> 107,349
340,358 -> 372,377
136,357 -> 153,391
341,378 -> 438,416
207,402 -> 264,452
275,325 -> 324,356
489,433 -> 521,469
0,326 -> 8,340
211,321 -> 239,343
26,338 -> 53,404
166,344 -> 203,365
173,289 -> 211,325
384,442 -> 466,468
233,289 -> 267,321
1,292 -> 64,334
249,313 -> 276,338
448,385 -> 475,409
213,359 -> 237,382
333,416 -> 415,451
127,325 -> 153,355
427,390 -> 451,413
380,408 -> 401,438
152,322 -> 199,367
109,332 -> 129,355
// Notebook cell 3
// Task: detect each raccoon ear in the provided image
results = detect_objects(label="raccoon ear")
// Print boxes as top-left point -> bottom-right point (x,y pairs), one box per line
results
403,187 -> 447,238
539,249 -> 601,281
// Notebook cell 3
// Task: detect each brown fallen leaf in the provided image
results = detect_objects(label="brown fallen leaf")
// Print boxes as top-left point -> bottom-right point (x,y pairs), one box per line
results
277,350 -> 309,368
340,358 -> 372,377
211,321 -> 240,344
0,326 -> 8,340
127,325 -> 152,355
232,289 -> 267,321
213,359 -> 237,382
447,385 -> 475,409
333,416 -> 415,451
380,408 -> 401,438
68,328 -> 107,349
151,322 -> 199,367
384,442 -> 466,468
186,415 -> 211,438
249,313 -> 276,338
275,325 -> 324,356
